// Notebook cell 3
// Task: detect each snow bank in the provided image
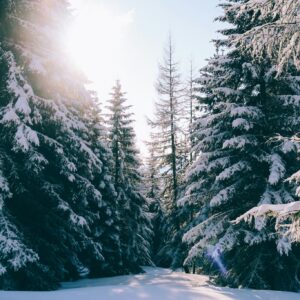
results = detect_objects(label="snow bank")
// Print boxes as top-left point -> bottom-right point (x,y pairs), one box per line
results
0,267 -> 299,300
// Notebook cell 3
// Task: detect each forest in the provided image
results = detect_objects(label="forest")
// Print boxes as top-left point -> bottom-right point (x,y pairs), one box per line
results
0,0 -> 300,296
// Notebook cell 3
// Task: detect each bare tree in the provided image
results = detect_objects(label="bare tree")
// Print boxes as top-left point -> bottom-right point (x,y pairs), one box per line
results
149,35 -> 184,210
186,60 -> 198,163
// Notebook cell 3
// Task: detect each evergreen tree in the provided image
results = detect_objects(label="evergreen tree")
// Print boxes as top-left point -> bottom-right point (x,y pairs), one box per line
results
81,95 -> 123,277
226,0 -> 300,261
143,136 -> 164,261
0,0 -> 121,290
230,0 -> 300,238
229,0 -> 300,273
182,0 -> 300,291
106,80 -> 153,272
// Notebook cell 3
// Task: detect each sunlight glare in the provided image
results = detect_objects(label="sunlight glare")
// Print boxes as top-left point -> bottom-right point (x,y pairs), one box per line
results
65,1 -> 134,80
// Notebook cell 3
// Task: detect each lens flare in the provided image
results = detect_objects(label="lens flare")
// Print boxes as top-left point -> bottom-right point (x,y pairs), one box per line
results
207,246 -> 227,275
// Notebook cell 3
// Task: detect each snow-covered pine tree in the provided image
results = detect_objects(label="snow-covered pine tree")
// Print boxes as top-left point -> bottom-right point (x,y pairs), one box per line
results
0,0 -> 122,290
223,0 -> 300,269
106,80 -> 153,272
80,94 -> 123,277
226,0 -> 300,243
182,0 -> 300,291
143,136 -> 164,262
225,0 -> 300,276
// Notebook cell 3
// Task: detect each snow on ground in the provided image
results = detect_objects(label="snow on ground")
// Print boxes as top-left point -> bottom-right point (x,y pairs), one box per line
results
1,267 -> 299,300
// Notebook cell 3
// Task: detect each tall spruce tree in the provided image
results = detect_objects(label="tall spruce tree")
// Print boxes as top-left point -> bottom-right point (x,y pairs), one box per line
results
229,0 -> 300,229
227,0 -> 300,272
0,0 -> 122,290
143,136 -> 164,261
182,0 -> 300,291
230,0 -> 300,274
106,80 -> 153,272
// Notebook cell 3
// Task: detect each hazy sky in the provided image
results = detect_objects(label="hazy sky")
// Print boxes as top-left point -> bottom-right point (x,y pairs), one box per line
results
68,0 -> 222,156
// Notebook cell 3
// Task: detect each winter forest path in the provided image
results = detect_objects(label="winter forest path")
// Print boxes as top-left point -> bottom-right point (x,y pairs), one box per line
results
1,267 -> 299,300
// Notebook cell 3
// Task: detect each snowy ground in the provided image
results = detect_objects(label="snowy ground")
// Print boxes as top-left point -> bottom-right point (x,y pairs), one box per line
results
1,267 -> 299,300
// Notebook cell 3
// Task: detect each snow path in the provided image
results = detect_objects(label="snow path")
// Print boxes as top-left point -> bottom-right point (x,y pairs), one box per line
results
1,267 -> 299,300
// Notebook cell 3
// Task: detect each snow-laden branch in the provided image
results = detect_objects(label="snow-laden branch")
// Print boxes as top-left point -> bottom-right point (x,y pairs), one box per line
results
234,201 -> 300,225
225,0 -> 300,74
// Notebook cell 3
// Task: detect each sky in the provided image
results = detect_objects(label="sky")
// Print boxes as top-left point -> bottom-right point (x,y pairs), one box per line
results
67,0 -> 222,156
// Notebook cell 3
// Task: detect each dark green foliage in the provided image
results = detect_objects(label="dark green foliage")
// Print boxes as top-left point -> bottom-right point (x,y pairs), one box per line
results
181,0 -> 300,291
106,81 -> 153,272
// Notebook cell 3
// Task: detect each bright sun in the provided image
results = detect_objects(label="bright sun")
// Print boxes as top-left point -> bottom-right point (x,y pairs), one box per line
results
65,1 -> 133,80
